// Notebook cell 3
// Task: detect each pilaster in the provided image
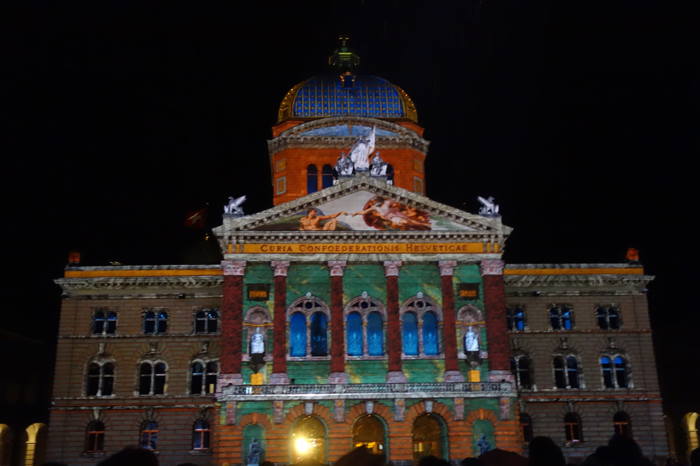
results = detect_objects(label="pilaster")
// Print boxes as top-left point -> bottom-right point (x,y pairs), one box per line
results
270,261 -> 290,384
480,259 -> 513,382
220,260 -> 245,386
439,260 -> 464,382
384,260 -> 406,383
328,261 -> 348,384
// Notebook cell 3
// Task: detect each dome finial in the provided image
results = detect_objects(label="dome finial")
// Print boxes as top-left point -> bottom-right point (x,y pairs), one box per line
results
328,35 -> 360,86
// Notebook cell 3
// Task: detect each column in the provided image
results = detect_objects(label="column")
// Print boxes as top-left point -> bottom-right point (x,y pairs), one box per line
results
439,260 -> 464,382
270,261 -> 290,384
220,260 -> 246,387
328,261 -> 347,383
480,259 -> 513,382
384,261 -> 406,383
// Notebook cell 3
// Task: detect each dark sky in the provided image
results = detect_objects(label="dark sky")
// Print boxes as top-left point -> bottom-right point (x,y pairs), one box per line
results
5,1 -> 698,410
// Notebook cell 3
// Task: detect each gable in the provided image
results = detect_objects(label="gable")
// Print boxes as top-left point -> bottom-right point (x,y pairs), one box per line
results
219,176 -> 511,236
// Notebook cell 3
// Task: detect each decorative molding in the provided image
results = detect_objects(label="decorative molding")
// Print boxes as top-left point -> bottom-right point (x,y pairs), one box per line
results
327,261 -> 347,277
271,261 -> 290,277
383,261 -> 402,277
481,259 -> 505,276
438,260 -> 457,276
222,260 -> 246,276
55,276 -> 223,294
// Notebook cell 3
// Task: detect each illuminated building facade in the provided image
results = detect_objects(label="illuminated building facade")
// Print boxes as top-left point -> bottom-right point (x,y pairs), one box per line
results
45,41 -> 668,465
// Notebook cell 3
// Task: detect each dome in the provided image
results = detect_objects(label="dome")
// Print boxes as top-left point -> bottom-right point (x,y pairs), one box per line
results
277,74 -> 418,123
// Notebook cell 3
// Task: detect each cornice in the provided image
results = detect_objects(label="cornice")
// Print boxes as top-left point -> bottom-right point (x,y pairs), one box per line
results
55,276 -> 223,296
504,273 -> 653,296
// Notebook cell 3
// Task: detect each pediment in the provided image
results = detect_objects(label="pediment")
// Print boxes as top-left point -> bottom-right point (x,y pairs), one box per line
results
217,176 -> 511,238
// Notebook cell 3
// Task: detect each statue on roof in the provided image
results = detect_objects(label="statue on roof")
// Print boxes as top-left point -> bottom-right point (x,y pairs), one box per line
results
370,152 -> 388,177
224,195 -> 247,217
478,196 -> 500,217
335,151 -> 354,177
348,126 -> 376,171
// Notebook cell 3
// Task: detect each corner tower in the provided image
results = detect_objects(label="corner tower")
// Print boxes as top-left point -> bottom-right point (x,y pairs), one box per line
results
269,37 -> 429,205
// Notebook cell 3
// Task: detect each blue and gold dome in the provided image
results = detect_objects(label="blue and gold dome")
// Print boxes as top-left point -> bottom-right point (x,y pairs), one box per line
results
277,37 -> 417,123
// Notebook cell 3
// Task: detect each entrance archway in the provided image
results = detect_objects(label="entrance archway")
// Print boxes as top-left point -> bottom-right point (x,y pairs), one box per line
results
291,416 -> 326,464
683,412 -> 699,461
412,414 -> 445,461
353,415 -> 386,455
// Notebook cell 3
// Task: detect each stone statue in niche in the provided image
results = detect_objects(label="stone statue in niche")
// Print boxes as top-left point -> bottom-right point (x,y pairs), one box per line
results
464,326 -> 481,366
246,438 -> 264,466
249,330 -> 265,373
477,435 -> 492,455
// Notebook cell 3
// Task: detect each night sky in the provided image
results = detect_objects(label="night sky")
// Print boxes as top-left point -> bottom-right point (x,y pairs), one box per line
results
5,1 -> 698,414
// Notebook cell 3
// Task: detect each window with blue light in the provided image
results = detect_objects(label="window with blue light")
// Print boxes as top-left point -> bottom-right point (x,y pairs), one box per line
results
322,164 -> 334,188
507,306 -> 526,331
550,306 -> 574,330
307,165 -> 318,194
422,311 -> 439,355
290,312 -> 307,357
367,311 -> 384,356
346,312 -> 363,356
402,312 -> 418,356
310,312 -> 328,356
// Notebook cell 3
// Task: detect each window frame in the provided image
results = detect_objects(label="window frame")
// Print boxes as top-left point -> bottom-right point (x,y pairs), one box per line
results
553,355 -> 581,389
401,295 -> 443,358
138,360 -> 167,396
139,421 -> 159,451
600,354 -> 629,389
287,296 -> 331,359
549,305 -> 574,331
613,411 -> 632,437
86,361 -> 115,397
190,359 -> 219,395
506,306 -> 527,331
344,295 -> 386,358
194,308 -> 219,335
143,309 -> 168,335
564,412 -> 583,443
192,419 -> 211,451
511,355 -> 533,390
596,305 -> 622,330
92,309 -> 117,336
85,420 -> 105,453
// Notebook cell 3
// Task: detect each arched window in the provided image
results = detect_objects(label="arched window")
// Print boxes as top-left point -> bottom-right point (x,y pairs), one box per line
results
422,311 -> 439,355
553,356 -> 580,389
549,306 -> 573,330
290,312 -> 307,357
140,421 -> 159,450
85,420 -> 105,453
511,356 -> 533,389
195,309 -> 218,334
346,312 -> 363,356
291,416 -> 326,464
192,420 -> 210,450
144,310 -> 168,335
139,361 -> 167,395
597,306 -> 621,330
403,296 -> 441,356
402,312 -> 418,355
190,360 -> 218,394
345,296 -> 385,357
289,296 -> 330,357
520,413 -> 533,442
86,361 -> 114,396
601,355 -> 628,388
413,414 -> 444,460
307,165 -> 318,193
353,415 -> 385,454
613,411 -> 632,437
321,164 -> 334,188
564,413 -> 583,442
310,312 -> 328,356
506,306 -> 526,331
93,310 -> 117,335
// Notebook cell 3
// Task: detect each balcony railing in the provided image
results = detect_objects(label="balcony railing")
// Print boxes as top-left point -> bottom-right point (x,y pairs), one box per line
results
219,381 -> 513,401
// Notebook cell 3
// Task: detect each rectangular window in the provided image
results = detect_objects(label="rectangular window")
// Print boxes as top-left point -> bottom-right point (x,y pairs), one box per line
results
413,158 -> 424,173
276,176 -> 287,195
413,177 -> 424,194
275,158 -> 286,173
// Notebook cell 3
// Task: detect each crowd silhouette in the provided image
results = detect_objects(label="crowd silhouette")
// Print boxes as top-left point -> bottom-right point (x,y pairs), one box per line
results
40,436 -> 700,466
